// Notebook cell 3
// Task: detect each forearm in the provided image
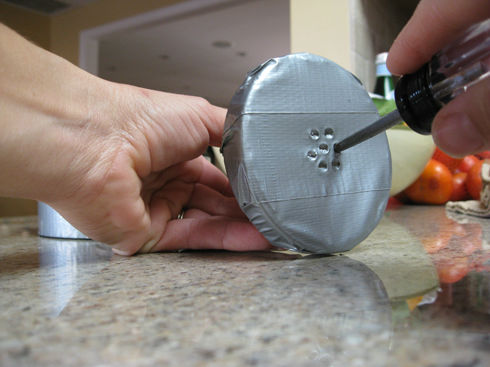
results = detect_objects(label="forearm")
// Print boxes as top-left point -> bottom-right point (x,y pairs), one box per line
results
0,24 -> 116,202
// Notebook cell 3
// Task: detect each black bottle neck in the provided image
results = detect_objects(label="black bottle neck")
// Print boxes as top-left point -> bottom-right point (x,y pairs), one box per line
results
394,62 -> 443,135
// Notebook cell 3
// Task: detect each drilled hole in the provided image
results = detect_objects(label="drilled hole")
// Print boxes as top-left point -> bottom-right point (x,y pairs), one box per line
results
307,150 -> 318,160
324,128 -> 334,139
318,161 -> 328,171
309,129 -> 320,140
319,143 -> 329,154
332,159 -> 341,170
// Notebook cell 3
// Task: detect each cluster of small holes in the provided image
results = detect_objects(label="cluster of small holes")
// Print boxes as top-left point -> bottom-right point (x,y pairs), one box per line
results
306,128 -> 339,172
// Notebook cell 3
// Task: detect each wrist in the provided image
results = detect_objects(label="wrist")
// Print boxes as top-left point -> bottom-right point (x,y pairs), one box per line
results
0,25 -> 119,203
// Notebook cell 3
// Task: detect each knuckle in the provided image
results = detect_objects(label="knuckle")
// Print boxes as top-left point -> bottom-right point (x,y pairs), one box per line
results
192,96 -> 212,112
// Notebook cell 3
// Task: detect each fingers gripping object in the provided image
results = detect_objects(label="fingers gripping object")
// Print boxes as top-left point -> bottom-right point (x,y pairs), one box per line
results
221,53 -> 391,254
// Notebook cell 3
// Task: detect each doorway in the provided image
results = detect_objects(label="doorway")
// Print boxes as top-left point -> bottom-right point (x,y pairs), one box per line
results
79,0 -> 290,107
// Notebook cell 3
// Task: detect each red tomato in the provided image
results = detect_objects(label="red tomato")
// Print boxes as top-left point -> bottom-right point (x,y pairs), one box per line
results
466,160 -> 483,200
404,159 -> 453,204
432,147 -> 462,173
476,151 -> 490,160
456,155 -> 480,174
450,172 -> 470,201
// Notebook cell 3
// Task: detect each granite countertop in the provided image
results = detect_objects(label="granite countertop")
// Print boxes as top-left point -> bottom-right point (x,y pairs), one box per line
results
1,205 -> 489,366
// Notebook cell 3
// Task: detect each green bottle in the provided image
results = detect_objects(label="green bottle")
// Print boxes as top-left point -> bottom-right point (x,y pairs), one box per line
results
373,52 -> 395,100
371,52 -> 398,118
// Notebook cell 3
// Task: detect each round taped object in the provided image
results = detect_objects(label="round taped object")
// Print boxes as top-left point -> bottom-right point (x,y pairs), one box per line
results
222,53 -> 391,253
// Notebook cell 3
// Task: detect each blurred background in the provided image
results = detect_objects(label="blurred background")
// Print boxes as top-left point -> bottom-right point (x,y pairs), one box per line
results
0,0 -> 419,216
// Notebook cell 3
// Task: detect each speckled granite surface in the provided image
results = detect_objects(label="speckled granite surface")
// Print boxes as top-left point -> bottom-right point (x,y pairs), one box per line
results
1,206 -> 489,366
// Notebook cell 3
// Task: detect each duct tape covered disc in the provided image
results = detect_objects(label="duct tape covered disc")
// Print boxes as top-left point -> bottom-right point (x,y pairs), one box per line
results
222,53 -> 391,253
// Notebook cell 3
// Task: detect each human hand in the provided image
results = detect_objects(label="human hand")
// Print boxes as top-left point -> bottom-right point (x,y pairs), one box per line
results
0,24 -> 269,255
387,0 -> 490,157
51,87 -> 271,255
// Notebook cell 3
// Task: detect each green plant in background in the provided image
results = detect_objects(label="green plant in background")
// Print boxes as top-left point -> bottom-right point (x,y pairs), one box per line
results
372,97 -> 410,130
372,52 -> 409,131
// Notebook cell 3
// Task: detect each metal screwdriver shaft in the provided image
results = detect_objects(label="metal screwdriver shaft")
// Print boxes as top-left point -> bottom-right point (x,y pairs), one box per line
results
334,110 -> 402,153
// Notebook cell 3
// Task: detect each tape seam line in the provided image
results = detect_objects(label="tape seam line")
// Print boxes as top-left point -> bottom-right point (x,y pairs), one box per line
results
241,187 -> 391,205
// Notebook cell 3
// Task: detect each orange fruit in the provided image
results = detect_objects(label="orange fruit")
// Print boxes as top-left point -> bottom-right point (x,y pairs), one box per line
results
404,159 -> 453,204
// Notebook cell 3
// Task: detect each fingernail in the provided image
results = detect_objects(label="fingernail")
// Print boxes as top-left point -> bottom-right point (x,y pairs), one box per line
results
112,248 -> 132,256
432,113 -> 484,157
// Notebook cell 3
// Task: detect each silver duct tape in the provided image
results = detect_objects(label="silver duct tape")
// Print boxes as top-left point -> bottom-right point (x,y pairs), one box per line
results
222,53 -> 391,253
38,202 -> 89,239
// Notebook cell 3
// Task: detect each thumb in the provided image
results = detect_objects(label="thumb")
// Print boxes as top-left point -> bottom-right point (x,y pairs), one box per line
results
194,98 -> 227,147
432,79 -> 490,157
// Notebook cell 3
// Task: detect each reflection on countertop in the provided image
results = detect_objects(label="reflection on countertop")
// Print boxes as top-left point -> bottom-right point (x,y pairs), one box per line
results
0,206 -> 489,367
